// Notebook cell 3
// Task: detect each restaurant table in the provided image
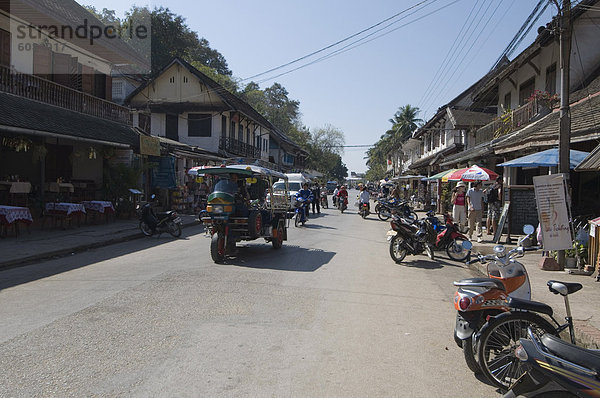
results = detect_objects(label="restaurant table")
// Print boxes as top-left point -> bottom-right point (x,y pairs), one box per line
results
0,205 -> 33,237
44,202 -> 86,229
0,181 -> 32,193
82,201 -> 115,223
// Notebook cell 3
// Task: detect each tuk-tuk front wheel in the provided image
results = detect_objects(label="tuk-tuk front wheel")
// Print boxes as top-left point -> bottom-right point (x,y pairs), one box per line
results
210,233 -> 226,263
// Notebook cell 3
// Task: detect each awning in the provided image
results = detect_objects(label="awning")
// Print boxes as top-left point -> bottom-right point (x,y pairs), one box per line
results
497,148 -> 589,169
393,174 -> 426,180
576,144 -> 600,171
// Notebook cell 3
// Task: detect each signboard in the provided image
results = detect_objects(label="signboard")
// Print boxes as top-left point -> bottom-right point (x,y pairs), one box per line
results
109,149 -> 133,166
494,202 -> 510,243
140,135 -> 161,156
533,174 -> 572,251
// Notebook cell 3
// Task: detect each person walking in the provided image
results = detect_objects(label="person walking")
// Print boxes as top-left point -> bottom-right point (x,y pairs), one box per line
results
466,181 -> 484,242
485,178 -> 502,236
311,183 -> 321,214
451,181 -> 467,231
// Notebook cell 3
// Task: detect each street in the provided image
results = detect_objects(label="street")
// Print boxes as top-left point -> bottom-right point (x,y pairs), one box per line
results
0,194 -> 498,397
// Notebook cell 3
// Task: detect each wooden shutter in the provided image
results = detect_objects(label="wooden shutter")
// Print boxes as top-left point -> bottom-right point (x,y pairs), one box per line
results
52,52 -> 71,86
0,28 -> 10,66
33,44 -> 52,80
81,65 -> 94,94
105,74 -> 112,101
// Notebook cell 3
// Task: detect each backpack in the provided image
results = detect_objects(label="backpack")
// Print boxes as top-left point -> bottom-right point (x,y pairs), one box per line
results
485,187 -> 497,204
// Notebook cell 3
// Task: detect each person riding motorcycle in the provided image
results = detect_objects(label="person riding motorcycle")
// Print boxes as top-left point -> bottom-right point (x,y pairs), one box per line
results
296,183 -> 314,219
358,184 -> 370,212
332,185 -> 340,207
336,185 -> 348,209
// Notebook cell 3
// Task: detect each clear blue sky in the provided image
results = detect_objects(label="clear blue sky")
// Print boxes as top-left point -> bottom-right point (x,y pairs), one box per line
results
81,0 -> 558,173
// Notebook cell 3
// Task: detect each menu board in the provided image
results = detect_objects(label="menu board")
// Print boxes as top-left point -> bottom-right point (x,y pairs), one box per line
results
533,174 -> 573,251
494,202 -> 510,243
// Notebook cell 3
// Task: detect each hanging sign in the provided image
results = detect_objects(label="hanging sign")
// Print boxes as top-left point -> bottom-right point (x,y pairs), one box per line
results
533,174 -> 572,251
140,135 -> 161,156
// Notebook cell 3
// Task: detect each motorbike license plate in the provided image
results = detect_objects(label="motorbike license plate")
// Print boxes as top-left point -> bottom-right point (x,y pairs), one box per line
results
173,217 -> 182,223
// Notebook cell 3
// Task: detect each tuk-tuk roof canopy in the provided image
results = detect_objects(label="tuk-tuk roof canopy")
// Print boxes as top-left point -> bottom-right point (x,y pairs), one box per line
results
193,164 -> 288,180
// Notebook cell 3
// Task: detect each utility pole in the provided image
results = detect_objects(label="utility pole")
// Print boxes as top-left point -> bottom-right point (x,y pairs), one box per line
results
556,0 -> 572,267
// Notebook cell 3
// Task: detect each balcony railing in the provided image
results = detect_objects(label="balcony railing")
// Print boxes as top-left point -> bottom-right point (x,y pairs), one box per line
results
0,65 -> 131,125
475,99 -> 541,145
219,137 -> 261,159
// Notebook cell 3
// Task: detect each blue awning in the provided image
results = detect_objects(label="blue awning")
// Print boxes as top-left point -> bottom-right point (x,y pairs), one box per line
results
497,148 -> 589,169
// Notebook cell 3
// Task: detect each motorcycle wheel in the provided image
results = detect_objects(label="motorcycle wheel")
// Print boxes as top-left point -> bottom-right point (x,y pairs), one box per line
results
446,238 -> 470,262
389,235 -> 407,264
462,337 -> 481,374
477,312 -> 556,389
168,221 -> 182,238
294,213 -> 301,228
210,233 -> 226,263
139,221 -> 153,236
424,244 -> 434,260
378,208 -> 390,221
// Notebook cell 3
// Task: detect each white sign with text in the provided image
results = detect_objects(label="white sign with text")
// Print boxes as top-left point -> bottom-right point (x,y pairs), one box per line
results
533,174 -> 572,251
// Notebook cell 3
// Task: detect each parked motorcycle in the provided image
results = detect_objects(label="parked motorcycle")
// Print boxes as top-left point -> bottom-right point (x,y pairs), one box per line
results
424,212 -> 471,262
138,196 -> 182,238
387,214 -> 435,263
503,282 -> 593,397
320,191 -> 328,209
478,280 -> 583,391
453,225 -> 537,374
378,198 -> 418,222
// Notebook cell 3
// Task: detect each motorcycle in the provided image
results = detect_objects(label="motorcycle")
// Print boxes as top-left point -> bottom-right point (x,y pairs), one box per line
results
453,225 -> 537,374
424,212 -> 471,262
320,191 -> 328,209
377,198 -> 418,222
387,214 -> 435,263
359,202 -> 370,219
294,196 -> 311,227
138,196 -> 183,238
338,195 -> 348,213
503,282 -> 593,398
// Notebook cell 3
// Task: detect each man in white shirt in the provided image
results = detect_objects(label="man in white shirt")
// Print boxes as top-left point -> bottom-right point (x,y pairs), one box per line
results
332,186 -> 340,207
359,185 -> 370,211
466,181 -> 484,242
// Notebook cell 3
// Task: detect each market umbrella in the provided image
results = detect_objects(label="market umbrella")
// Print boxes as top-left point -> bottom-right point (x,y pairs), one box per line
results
447,165 -> 499,182
425,169 -> 458,182
497,148 -> 589,169
187,165 -> 212,176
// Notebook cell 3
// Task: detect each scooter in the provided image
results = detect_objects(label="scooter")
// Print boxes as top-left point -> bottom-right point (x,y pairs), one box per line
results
425,212 -> 471,262
452,225 -> 537,374
138,195 -> 183,238
359,202 -> 370,219
320,191 -> 328,209
387,214 -> 435,263
503,281 -> 595,397
338,195 -> 348,213
294,196 -> 311,227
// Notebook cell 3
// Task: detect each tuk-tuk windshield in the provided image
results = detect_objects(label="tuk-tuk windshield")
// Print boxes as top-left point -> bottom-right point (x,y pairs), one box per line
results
213,178 -> 238,195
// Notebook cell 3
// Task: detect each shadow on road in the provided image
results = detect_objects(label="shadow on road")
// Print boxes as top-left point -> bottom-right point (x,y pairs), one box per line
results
223,244 -> 335,272
0,226 -> 206,291
302,224 -> 337,230
390,256 -> 466,269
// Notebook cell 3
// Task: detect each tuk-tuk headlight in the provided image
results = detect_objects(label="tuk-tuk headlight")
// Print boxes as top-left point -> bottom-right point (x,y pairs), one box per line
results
212,205 -> 224,214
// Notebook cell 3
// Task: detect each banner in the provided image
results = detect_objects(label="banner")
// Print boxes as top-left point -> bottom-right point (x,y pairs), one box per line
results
533,174 -> 572,251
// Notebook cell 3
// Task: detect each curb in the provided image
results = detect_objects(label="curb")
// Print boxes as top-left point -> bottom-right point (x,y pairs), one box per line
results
0,219 -> 201,270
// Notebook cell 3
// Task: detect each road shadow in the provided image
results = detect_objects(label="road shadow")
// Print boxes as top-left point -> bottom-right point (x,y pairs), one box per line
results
303,224 -> 337,230
223,244 -> 335,272
390,256 -> 466,269
0,225 -> 207,291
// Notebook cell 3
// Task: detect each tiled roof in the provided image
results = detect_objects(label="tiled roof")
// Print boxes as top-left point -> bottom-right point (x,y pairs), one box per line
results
0,92 -> 139,147
446,108 -> 496,129
576,143 -> 600,171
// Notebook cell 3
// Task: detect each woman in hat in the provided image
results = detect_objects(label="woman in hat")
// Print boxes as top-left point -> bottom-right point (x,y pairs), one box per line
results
451,181 -> 467,231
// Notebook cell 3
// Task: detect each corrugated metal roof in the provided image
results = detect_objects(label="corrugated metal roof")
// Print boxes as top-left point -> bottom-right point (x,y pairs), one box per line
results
575,144 -> 600,171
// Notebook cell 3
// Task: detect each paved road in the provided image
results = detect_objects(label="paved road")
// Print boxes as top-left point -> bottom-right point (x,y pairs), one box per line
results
0,193 -> 500,397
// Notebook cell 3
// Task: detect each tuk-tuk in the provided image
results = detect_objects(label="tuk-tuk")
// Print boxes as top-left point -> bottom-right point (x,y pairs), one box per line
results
192,164 -> 290,263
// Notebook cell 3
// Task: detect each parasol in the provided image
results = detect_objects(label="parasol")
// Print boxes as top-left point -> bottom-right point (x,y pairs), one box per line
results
447,165 -> 498,182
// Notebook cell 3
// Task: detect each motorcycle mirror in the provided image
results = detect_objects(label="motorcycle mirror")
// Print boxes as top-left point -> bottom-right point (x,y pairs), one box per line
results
523,224 -> 535,235
461,240 -> 473,250
151,194 -> 156,200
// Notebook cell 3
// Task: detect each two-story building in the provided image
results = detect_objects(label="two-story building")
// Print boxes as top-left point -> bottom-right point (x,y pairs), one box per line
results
0,0 -> 147,214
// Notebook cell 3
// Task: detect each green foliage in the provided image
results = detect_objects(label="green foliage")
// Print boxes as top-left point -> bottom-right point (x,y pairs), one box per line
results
102,163 -> 143,216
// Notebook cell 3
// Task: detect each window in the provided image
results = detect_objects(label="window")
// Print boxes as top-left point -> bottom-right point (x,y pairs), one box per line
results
188,114 -> 212,137
503,92 -> 512,111
519,77 -> 535,106
112,81 -> 124,99
237,123 -> 243,141
139,113 -> 151,133
0,28 -> 10,66
230,120 -> 235,138
545,63 -> 557,95
221,115 -> 227,138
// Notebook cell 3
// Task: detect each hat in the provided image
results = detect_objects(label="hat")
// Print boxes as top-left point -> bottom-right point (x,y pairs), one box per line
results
456,182 -> 467,188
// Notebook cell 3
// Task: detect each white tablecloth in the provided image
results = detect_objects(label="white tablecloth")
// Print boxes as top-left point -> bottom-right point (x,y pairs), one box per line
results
82,201 -> 115,214
45,202 -> 86,215
0,205 -> 33,224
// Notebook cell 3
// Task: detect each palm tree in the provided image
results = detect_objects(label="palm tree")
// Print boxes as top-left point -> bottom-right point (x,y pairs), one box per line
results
387,105 -> 423,145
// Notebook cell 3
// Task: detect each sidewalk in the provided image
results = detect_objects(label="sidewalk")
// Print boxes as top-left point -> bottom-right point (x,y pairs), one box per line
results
0,214 -> 201,269
469,236 -> 600,349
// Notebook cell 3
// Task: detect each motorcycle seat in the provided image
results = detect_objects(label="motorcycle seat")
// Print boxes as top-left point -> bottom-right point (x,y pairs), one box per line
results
541,333 -> 600,374
547,280 -> 583,296
453,277 -> 506,291
156,211 -> 174,218
506,297 -> 553,316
